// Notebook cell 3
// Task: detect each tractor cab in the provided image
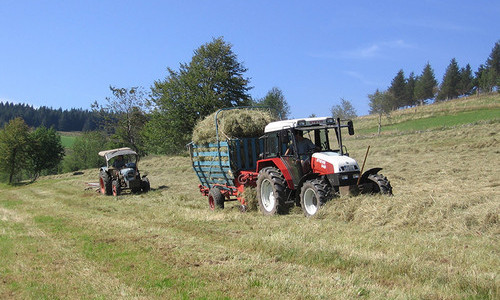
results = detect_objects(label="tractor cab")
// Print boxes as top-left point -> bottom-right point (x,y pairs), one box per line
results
260,117 -> 358,187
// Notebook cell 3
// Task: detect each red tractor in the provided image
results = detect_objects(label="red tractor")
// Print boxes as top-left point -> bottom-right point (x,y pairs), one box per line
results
189,111 -> 391,216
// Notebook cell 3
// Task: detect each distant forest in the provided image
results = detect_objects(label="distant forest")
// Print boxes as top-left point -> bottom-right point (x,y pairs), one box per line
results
0,102 -> 98,131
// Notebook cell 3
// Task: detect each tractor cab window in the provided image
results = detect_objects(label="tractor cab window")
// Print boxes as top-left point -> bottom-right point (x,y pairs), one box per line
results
263,132 -> 279,158
112,155 -> 127,169
317,128 -> 330,151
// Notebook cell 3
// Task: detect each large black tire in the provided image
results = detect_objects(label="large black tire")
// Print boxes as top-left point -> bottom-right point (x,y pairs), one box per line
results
112,179 -> 121,196
99,171 -> 112,195
300,177 -> 331,217
367,173 -> 393,195
256,167 -> 288,215
141,177 -> 151,193
208,187 -> 224,210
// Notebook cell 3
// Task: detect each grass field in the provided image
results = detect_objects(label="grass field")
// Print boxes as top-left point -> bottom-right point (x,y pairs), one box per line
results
59,132 -> 80,148
1,95 -> 499,299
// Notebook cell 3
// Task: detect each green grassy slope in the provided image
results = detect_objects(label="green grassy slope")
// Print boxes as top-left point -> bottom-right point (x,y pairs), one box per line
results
355,93 -> 500,134
1,94 -> 499,299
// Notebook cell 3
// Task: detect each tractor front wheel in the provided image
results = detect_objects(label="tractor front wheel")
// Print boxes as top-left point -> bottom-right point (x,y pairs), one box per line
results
208,187 -> 224,210
256,167 -> 288,215
367,174 -> 393,195
300,178 -> 330,217
112,180 -> 121,196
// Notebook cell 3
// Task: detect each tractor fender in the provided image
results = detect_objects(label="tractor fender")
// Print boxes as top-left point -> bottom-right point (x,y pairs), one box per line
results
359,167 -> 383,184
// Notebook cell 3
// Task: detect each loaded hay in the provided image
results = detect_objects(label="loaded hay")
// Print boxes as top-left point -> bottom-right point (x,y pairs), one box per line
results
192,109 -> 275,145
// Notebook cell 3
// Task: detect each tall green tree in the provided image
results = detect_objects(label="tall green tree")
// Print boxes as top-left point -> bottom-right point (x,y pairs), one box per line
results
331,98 -> 357,119
405,72 -> 417,107
146,37 -> 252,154
481,40 -> 500,92
458,64 -> 474,96
414,62 -> 438,104
0,118 -> 30,184
27,126 -> 65,181
255,87 -> 290,119
437,58 -> 461,101
368,89 -> 394,135
388,69 -> 407,109
92,86 -> 148,155
479,68 -> 497,93
486,40 -> 500,77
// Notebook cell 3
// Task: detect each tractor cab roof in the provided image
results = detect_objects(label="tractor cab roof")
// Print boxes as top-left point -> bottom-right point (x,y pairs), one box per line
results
264,117 -> 336,133
98,147 -> 137,162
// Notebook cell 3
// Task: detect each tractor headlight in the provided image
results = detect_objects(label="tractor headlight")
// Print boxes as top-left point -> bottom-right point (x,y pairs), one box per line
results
353,174 -> 360,179
341,175 -> 349,180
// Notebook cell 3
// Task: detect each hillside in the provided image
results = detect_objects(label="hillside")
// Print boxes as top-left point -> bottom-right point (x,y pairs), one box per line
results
1,95 -> 499,299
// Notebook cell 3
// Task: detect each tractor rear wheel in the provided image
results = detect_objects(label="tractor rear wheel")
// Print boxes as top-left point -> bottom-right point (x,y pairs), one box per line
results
300,177 -> 330,217
208,187 -> 224,210
256,167 -> 288,215
112,180 -> 121,196
367,174 -> 393,195
99,171 -> 112,195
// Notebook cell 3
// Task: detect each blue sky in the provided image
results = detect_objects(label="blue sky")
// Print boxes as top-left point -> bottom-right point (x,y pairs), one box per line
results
1,1 -> 499,118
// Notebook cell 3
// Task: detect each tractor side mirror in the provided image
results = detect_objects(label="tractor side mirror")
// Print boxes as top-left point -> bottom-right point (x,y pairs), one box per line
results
347,120 -> 355,135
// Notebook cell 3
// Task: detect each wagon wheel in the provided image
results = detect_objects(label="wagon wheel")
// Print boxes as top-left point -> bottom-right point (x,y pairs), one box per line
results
208,187 -> 224,210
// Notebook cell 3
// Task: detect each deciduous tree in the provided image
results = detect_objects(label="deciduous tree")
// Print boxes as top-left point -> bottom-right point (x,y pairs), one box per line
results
92,86 -> 148,155
0,118 -> 30,184
146,37 -> 252,154
368,90 -> 394,135
331,98 -> 357,120
28,126 -> 65,181
63,131 -> 109,172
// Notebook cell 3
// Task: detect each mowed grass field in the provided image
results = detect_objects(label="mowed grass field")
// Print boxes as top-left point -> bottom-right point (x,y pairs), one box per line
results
1,95 -> 499,299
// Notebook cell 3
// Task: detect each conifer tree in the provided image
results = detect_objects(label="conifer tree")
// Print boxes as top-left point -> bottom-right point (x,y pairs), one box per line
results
388,69 -> 406,109
459,64 -> 474,96
486,41 -> 500,77
437,58 -> 461,101
405,72 -> 417,107
255,87 -> 290,119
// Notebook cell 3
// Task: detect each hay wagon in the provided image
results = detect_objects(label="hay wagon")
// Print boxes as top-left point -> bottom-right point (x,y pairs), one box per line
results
188,107 -> 267,210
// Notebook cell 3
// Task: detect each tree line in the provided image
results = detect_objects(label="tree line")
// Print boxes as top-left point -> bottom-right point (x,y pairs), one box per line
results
0,102 -> 98,132
368,40 -> 500,133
